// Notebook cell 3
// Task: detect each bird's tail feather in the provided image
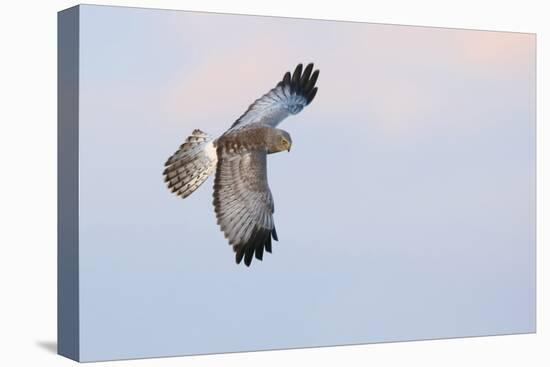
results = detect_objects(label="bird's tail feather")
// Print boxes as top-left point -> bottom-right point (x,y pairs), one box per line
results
163,129 -> 217,199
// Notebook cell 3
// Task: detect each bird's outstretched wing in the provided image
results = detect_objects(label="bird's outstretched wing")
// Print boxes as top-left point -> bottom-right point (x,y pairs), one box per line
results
228,63 -> 319,132
213,148 -> 278,266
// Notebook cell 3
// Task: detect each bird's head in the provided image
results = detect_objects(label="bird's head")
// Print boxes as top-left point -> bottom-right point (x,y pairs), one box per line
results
267,129 -> 292,154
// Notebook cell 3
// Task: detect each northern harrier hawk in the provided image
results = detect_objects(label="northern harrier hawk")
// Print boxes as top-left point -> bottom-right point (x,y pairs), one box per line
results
163,63 -> 319,266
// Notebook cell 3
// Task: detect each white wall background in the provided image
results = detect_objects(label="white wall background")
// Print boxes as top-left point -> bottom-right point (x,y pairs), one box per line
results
0,0 -> 547,366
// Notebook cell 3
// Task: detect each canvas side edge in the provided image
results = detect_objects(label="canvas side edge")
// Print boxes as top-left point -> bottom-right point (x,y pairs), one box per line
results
57,5 -> 80,362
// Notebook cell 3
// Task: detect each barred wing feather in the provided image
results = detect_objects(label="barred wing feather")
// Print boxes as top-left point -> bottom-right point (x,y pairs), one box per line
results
213,149 -> 278,266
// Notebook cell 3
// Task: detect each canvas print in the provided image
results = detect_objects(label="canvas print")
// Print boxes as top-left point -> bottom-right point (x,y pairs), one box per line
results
58,4 -> 536,362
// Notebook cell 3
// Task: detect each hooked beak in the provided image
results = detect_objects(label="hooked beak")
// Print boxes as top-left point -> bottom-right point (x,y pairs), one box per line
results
288,142 -> 292,152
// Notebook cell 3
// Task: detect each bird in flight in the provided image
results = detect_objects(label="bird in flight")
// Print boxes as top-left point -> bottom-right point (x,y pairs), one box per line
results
163,63 -> 319,266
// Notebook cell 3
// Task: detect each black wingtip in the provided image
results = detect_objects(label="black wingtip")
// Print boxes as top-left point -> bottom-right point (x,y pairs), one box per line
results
264,236 -> 272,255
235,246 -> 245,265
305,70 -> 319,92
255,243 -> 264,261
300,63 -> 314,89
282,71 -> 291,86
291,64 -> 303,87
307,87 -> 318,104
244,253 -> 253,266
265,236 -> 272,253
233,226 -> 276,267
272,227 -> 278,241
279,63 -> 319,102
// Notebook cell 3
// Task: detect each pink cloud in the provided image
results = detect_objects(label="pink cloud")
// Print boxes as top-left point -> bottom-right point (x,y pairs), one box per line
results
452,30 -> 535,75
159,18 -> 534,139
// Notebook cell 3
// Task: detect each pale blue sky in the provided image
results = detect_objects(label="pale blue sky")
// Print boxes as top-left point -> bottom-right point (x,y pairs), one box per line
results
77,5 -> 535,361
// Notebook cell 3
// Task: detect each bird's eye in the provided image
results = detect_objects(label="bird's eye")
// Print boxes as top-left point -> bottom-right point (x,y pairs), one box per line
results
281,137 -> 288,145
